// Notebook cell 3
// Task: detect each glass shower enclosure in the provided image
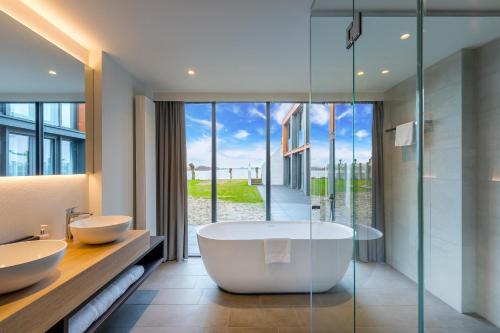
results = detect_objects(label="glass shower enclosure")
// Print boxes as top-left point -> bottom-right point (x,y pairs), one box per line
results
309,0 -> 500,332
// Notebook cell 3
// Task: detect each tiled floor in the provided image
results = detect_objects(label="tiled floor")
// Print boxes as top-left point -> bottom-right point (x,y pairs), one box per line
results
98,258 -> 500,333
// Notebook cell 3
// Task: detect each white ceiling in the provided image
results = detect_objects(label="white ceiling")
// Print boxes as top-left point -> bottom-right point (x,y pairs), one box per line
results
0,12 -> 84,95
311,16 -> 500,93
26,0 -> 313,94
14,0 -> 500,95
312,0 -> 500,11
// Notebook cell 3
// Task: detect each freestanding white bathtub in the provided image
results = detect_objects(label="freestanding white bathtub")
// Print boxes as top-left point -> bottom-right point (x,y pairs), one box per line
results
197,221 -> 354,294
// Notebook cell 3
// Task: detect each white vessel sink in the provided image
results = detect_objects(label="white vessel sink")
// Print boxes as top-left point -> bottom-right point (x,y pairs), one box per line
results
70,215 -> 131,244
0,240 -> 67,294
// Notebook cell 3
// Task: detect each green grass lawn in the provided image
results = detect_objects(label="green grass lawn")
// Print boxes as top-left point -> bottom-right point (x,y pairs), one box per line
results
311,177 -> 371,196
188,179 -> 263,203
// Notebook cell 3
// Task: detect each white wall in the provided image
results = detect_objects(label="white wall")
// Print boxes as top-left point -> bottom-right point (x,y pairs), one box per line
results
92,52 -> 153,218
135,95 -> 156,234
262,145 -> 284,186
474,37 -> 500,327
0,175 -> 88,243
384,50 -> 475,312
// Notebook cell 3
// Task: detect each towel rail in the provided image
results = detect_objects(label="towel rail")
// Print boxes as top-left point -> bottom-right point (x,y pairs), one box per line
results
385,120 -> 432,133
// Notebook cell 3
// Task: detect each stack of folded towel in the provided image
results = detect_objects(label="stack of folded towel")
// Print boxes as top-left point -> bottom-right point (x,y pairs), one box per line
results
68,265 -> 145,333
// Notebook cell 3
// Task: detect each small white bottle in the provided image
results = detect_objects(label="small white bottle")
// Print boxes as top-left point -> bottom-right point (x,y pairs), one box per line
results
39,224 -> 50,240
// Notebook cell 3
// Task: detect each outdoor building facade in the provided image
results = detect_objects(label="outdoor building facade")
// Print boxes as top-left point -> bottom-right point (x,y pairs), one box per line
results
0,102 -> 86,176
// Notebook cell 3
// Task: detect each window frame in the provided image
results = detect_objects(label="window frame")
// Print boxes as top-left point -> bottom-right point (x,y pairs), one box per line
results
0,101 -> 85,176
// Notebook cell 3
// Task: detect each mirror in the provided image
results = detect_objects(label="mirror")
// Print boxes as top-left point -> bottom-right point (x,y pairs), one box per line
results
0,12 -> 86,176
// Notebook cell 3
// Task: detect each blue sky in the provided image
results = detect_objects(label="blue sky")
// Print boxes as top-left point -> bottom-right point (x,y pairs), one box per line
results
185,102 -> 373,168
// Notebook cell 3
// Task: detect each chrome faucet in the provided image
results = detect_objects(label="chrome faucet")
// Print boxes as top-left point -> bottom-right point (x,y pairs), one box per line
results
66,207 -> 93,240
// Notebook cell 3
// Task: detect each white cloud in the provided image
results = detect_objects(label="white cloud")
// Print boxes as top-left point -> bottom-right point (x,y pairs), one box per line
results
272,103 -> 293,125
186,115 -> 224,130
336,108 -> 352,120
186,136 -> 211,166
233,130 -> 250,140
355,129 -> 369,140
249,108 -> 266,120
219,146 -> 266,168
310,140 -> 372,166
310,104 -> 329,126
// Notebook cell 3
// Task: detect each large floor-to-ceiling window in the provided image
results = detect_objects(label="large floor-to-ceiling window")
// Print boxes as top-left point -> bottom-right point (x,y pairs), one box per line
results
216,103 -> 266,222
184,101 -> 373,255
185,103 -> 213,255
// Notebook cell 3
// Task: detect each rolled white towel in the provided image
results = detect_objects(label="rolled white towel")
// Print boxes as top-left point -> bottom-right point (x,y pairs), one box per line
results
68,302 -> 99,333
90,265 -> 145,315
264,238 -> 291,264
69,265 -> 145,333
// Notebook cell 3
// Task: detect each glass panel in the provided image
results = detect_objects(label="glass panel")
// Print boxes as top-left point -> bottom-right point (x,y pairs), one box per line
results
268,102 -> 310,221
5,103 -> 35,121
185,103 -> 213,255
353,6 -> 419,332
7,133 -> 33,176
60,139 -> 75,175
422,6 -> 500,332
43,138 -> 55,175
43,103 -> 60,126
310,3 -> 356,330
216,103 -> 266,221
61,103 -> 76,129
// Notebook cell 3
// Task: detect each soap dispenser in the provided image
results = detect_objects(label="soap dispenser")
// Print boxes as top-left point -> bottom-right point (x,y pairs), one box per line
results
39,224 -> 49,240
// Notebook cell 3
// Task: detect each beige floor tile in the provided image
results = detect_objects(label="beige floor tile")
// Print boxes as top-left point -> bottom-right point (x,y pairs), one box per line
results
152,289 -> 204,304
229,308 -> 300,328
259,294 -> 310,307
277,328 -> 310,333
355,327 -> 418,333
132,327 -> 207,333
196,275 -> 219,289
141,273 -> 198,289
355,305 -> 418,327
296,306 -> 354,328
200,289 -> 261,307
213,328 -> 279,333
136,304 -> 229,327
156,259 -> 208,276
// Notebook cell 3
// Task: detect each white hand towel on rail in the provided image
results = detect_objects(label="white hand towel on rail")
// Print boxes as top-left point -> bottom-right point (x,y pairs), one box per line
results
264,238 -> 291,264
395,121 -> 415,146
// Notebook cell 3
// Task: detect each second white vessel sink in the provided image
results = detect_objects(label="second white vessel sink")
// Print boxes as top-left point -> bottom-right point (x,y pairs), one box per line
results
0,240 -> 67,294
70,215 -> 131,244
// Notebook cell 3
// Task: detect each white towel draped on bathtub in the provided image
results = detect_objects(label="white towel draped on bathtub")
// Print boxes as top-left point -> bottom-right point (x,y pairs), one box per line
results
264,238 -> 291,264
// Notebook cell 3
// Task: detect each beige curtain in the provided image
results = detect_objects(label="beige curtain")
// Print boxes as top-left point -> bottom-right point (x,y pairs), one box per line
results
156,101 -> 188,261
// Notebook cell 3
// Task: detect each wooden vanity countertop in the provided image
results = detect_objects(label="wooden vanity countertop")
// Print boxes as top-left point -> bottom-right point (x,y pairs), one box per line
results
0,229 -> 150,333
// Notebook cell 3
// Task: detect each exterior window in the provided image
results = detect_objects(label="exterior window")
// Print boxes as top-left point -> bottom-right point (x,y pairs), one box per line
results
61,103 -> 76,129
0,102 -> 85,176
60,139 -> 75,175
5,103 -> 35,121
43,103 -> 60,126
8,133 -> 32,176
43,138 -> 55,175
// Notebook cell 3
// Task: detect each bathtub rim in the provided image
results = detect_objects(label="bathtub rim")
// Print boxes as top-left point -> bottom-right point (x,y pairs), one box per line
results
196,220 -> 355,241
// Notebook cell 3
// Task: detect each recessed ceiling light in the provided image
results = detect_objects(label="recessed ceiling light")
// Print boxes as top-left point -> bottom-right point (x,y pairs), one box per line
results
48,70 -> 57,76
357,71 -> 365,76
187,69 -> 196,76
381,69 -> 390,75
400,33 -> 411,40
